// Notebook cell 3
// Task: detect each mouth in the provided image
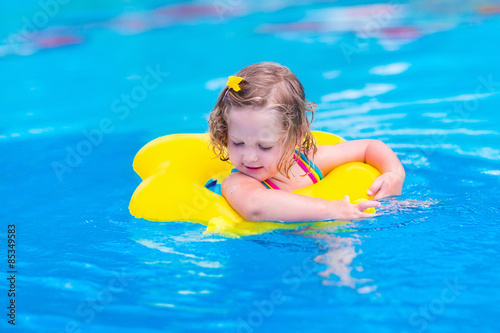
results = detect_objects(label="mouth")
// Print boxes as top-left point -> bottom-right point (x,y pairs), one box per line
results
244,165 -> 263,172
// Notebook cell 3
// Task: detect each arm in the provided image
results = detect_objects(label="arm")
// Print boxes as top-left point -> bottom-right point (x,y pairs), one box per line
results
314,139 -> 405,199
221,172 -> 379,222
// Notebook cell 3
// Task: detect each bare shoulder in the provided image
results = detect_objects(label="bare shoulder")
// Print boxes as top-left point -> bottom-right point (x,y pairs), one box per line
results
221,171 -> 268,219
221,171 -> 266,198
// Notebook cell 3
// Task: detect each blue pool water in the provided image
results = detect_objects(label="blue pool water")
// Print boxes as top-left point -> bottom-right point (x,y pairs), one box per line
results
1,1 -> 500,332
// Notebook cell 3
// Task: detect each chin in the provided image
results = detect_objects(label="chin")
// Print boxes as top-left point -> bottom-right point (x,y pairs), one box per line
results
241,171 -> 267,182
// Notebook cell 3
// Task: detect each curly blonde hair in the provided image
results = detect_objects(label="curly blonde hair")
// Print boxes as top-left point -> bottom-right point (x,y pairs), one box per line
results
208,62 -> 317,178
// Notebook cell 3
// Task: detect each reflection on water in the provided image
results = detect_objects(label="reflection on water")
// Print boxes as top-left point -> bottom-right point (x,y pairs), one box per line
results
3,0 -> 500,58
296,198 -> 438,293
315,235 -> 377,294
294,222 -> 377,294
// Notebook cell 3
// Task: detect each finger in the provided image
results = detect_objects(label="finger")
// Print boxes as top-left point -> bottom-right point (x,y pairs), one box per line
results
343,195 -> 350,203
357,200 -> 381,212
352,212 -> 379,220
372,192 -> 386,200
360,212 -> 379,218
367,178 -> 384,196
372,185 -> 389,200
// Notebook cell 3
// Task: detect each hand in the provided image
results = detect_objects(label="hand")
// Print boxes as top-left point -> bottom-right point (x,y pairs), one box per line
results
328,195 -> 380,220
367,171 -> 404,200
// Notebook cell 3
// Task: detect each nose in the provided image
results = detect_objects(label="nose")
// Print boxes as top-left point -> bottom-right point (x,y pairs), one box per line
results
242,148 -> 258,164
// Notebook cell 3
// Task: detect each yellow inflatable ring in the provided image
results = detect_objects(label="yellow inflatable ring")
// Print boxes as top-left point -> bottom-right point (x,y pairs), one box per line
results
129,131 -> 380,237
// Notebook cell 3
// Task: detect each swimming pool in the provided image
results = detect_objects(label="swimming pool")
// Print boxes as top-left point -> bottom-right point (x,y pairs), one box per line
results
1,0 -> 500,332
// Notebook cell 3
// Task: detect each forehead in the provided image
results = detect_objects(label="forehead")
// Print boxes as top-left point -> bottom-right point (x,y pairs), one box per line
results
227,106 -> 283,142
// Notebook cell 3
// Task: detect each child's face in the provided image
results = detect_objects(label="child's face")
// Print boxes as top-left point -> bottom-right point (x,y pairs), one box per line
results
227,106 -> 285,181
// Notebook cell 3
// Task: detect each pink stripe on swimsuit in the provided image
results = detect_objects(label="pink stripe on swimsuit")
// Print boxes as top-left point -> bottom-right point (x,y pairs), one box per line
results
262,152 -> 323,190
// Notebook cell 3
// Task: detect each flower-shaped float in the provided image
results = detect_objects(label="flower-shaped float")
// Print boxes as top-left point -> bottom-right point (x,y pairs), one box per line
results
128,131 -> 380,237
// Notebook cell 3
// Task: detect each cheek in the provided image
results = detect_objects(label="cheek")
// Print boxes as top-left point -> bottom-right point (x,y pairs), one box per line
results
266,151 -> 282,170
227,145 -> 241,164
227,146 -> 236,160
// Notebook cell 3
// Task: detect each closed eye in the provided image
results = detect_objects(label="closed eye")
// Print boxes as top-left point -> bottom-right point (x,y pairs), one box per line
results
231,141 -> 272,151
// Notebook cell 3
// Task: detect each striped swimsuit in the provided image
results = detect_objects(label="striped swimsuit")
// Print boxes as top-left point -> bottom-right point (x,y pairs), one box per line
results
261,151 -> 323,189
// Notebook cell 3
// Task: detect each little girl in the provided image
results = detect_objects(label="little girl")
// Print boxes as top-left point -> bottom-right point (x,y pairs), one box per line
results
207,62 -> 405,222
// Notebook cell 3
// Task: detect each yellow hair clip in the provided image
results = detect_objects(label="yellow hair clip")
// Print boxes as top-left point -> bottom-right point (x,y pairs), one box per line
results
227,76 -> 243,92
